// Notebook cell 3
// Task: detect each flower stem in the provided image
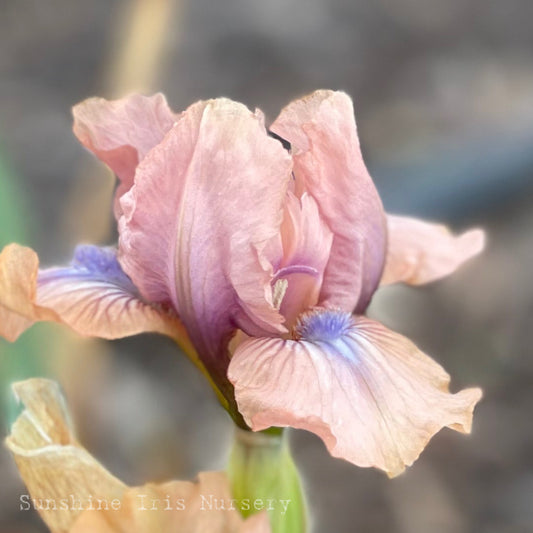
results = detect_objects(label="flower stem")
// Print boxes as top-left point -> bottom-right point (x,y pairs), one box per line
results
228,427 -> 308,533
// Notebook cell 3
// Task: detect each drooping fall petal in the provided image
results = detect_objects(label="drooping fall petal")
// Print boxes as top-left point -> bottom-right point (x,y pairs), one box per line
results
229,310 -> 481,477
381,215 -> 486,286
118,98 -> 292,391
6,379 -> 270,533
0,243 -> 185,343
271,90 -> 387,313
72,93 -> 177,217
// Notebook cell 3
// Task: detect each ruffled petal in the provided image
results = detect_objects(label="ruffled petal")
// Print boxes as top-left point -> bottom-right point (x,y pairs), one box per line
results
229,310 -> 481,477
72,93 -> 177,217
5,379 -> 126,532
0,243 -> 184,342
6,379 -> 269,533
381,215 -> 486,286
118,98 -> 292,391
271,90 -> 387,313
0,244 -> 56,341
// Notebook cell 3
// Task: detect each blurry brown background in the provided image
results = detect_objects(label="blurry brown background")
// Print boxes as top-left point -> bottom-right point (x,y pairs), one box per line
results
1,1 -> 532,532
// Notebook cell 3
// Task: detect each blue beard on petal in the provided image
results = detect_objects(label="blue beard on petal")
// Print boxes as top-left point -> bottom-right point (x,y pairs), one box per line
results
38,245 -> 139,298
295,308 -> 353,342
70,245 -> 137,291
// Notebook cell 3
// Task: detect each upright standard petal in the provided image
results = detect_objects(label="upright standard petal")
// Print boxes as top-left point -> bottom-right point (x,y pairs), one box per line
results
6,379 -> 270,533
118,99 -> 292,397
381,215 -> 486,286
229,310 -> 481,477
271,90 -> 387,313
0,243 -> 185,343
72,93 -> 177,216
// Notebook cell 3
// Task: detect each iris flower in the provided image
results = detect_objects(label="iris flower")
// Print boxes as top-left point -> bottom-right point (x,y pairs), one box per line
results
0,90 -> 484,477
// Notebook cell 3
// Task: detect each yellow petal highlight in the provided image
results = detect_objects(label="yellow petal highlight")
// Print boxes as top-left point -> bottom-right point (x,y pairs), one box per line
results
70,473 -> 270,533
6,379 -> 126,533
0,243 -> 187,343
0,244 -> 57,340
5,378 -> 270,533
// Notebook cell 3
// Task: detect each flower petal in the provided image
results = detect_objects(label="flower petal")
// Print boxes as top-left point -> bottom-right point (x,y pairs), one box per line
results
381,215 -> 486,286
0,244 -> 56,341
0,243 -> 184,342
72,93 -> 177,217
271,90 -> 387,313
267,192 -> 333,327
6,379 -> 270,533
118,99 -> 292,392
71,472 -> 270,533
5,378 -> 126,532
229,310 -> 481,477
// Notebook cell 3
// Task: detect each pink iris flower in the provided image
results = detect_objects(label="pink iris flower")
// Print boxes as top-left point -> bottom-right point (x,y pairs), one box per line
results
0,90 -> 484,477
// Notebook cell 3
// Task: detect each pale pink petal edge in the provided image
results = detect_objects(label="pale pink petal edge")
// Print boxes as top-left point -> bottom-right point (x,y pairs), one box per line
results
381,215 -> 486,286
229,314 -> 482,477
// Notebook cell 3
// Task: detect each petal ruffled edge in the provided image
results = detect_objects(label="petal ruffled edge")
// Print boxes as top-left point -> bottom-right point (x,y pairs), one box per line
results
72,93 -> 177,218
117,98 -> 292,396
271,90 -> 387,313
6,379 -> 270,533
0,243 -> 186,343
229,311 -> 482,477
381,215 -> 486,286
6,378 -> 126,532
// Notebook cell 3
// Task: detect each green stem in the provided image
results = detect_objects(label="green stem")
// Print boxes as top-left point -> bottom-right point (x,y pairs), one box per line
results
228,427 -> 308,533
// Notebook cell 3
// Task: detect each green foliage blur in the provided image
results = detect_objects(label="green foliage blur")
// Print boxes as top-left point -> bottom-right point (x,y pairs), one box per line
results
0,144 -> 51,427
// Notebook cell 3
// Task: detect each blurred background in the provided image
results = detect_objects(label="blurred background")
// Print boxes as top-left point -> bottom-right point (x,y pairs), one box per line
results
1,0 -> 532,531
